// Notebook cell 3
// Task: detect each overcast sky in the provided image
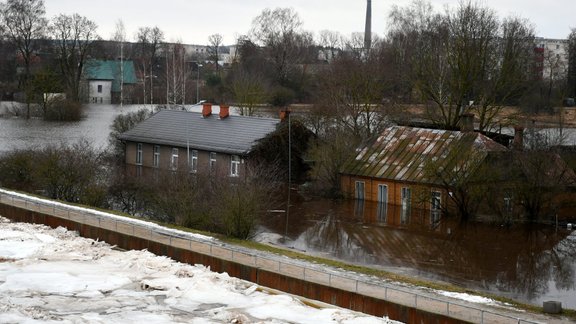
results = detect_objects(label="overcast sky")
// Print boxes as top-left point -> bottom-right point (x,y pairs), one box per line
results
45,0 -> 574,45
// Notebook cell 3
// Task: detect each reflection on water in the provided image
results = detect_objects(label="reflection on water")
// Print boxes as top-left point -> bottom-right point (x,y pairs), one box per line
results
258,198 -> 576,309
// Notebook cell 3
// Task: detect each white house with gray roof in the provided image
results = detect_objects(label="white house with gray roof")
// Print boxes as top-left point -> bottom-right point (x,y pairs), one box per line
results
119,103 -> 279,177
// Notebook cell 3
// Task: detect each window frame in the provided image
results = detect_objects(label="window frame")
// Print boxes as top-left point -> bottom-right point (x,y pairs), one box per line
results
431,190 -> 441,225
230,155 -> 240,177
209,152 -> 217,171
170,148 -> 179,170
355,181 -> 365,200
136,143 -> 143,165
401,187 -> 412,224
153,145 -> 160,168
189,150 -> 198,173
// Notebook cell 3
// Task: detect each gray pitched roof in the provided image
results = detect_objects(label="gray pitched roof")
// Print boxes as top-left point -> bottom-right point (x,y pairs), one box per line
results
119,109 -> 279,155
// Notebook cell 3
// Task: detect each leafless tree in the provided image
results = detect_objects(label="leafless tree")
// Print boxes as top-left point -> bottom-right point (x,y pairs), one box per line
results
207,33 -> 222,73
568,28 -> 576,98
112,19 -> 126,107
50,13 -> 98,102
162,42 -> 188,106
0,0 -> 47,118
250,7 -> 307,84
134,26 -> 164,105
317,30 -> 343,62
314,53 -> 389,140
388,0 -> 535,131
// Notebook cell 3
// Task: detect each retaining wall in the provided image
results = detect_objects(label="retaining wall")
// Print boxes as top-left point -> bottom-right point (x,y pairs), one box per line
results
0,190 -> 543,324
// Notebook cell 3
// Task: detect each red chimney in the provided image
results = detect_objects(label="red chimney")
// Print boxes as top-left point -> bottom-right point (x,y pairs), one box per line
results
279,109 -> 291,121
219,104 -> 229,119
202,103 -> 212,117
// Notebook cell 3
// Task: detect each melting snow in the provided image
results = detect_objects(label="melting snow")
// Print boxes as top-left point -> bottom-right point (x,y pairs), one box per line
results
0,216 -> 398,323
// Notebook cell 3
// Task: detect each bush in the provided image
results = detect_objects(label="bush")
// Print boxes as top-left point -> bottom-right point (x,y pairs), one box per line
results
107,108 -> 153,162
0,149 -> 37,191
0,140 -> 107,207
44,98 -> 83,121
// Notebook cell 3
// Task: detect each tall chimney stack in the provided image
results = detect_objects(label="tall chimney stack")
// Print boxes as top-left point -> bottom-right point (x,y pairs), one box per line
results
364,0 -> 372,51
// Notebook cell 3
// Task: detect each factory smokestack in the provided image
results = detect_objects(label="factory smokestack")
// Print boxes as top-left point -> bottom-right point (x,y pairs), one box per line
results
364,0 -> 372,51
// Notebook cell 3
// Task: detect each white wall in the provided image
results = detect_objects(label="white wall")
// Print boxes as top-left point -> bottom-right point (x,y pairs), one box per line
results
88,80 -> 112,104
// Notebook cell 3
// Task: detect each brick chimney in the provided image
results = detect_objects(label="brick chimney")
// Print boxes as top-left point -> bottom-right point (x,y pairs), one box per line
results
459,113 -> 474,132
279,109 -> 291,121
202,102 -> 212,117
513,126 -> 524,150
219,104 -> 229,119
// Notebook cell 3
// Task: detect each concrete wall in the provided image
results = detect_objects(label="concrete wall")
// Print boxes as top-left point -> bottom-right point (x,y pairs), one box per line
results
88,80 -> 112,104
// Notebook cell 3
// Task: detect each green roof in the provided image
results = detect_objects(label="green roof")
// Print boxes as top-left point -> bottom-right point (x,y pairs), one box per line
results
85,60 -> 137,92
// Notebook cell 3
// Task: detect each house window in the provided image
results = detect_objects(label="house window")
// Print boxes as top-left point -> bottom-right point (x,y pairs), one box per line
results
431,191 -> 441,225
504,191 -> 513,213
230,155 -> 240,177
189,150 -> 198,173
97,84 -> 102,93
210,152 -> 217,171
170,148 -> 179,170
153,145 -> 160,168
354,199 -> 365,218
136,143 -> 143,165
377,184 -> 388,222
355,181 -> 365,200
401,187 -> 411,224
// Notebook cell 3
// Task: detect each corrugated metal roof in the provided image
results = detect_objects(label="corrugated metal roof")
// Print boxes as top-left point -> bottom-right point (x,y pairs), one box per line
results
119,109 -> 279,155
342,126 -> 508,185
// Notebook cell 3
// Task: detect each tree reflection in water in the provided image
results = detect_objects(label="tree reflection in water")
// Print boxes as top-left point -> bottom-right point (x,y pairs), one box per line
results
257,198 -> 576,309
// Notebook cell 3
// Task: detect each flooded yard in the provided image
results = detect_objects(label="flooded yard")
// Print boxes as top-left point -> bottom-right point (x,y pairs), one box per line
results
257,198 -> 576,309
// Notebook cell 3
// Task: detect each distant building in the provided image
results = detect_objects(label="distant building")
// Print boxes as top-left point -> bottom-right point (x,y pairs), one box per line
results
119,103 -> 278,178
534,38 -> 569,81
84,60 -> 138,104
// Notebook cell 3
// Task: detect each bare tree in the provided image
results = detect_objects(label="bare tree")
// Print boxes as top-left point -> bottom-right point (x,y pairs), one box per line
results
317,30 -> 343,62
50,13 -> 98,102
568,28 -> 576,98
134,26 -> 164,105
207,33 -> 222,73
388,0 -> 535,131
0,0 -> 47,118
162,42 -> 188,106
250,7 -> 305,84
112,19 -> 126,107
315,53 -> 389,140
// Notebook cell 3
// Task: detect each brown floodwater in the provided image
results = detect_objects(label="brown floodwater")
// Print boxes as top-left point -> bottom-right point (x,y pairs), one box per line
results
257,197 -> 576,309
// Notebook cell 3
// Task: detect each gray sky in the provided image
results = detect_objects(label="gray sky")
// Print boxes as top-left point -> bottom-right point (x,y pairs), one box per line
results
46,0 -> 574,45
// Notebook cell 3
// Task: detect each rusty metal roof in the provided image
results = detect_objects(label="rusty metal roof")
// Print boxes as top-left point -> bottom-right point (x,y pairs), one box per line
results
341,126 -> 508,185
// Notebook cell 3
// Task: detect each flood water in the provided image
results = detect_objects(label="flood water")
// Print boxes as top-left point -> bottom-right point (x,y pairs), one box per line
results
0,103 -> 145,155
1,103 -> 576,309
258,198 -> 576,309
